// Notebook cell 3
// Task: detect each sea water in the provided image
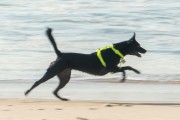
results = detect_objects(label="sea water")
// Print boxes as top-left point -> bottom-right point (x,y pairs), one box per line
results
0,0 -> 180,102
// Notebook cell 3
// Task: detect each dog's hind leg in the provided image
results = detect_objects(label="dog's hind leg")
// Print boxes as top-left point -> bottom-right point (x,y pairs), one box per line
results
25,59 -> 68,96
24,69 -> 57,96
53,69 -> 71,101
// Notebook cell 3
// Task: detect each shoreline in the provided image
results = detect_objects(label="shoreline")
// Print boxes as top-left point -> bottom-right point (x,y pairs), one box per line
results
1,78 -> 180,84
1,98 -> 180,105
0,99 -> 180,120
1,79 -> 180,102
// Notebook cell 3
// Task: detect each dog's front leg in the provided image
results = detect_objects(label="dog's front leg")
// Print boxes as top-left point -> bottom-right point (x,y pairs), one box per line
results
107,67 -> 126,82
108,66 -> 140,82
119,66 -> 140,74
119,66 -> 140,82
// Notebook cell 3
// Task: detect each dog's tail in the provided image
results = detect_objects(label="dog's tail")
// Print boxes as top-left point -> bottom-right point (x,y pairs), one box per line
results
46,28 -> 62,57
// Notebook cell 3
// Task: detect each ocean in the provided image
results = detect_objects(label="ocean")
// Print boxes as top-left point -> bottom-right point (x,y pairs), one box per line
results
0,0 -> 180,102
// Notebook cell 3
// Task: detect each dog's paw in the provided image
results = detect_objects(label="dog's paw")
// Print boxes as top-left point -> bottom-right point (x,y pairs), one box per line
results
120,71 -> 126,82
61,98 -> 69,101
127,66 -> 140,74
24,90 -> 30,96
54,92 -> 69,101
134,69 -> 140,74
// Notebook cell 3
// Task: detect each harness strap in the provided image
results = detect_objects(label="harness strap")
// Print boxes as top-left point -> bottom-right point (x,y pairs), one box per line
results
96,45 -> 125,67
97,49 -> 106,67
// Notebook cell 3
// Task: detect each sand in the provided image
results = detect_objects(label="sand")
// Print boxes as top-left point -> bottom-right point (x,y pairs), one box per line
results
0,99 -> 180,120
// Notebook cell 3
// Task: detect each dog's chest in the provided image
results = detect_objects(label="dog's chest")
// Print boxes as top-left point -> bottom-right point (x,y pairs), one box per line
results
101,51 -> 120,66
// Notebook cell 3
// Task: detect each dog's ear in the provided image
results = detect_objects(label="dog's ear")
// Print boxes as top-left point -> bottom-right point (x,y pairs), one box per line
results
131,32 -> 136,40
128,32 -> 136,42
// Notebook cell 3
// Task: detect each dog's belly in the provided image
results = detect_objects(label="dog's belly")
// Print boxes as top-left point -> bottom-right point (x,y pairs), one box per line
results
75,68 -> 108,76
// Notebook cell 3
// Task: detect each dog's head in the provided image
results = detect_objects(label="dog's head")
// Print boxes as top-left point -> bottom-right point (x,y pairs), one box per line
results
114,33 -> 147,57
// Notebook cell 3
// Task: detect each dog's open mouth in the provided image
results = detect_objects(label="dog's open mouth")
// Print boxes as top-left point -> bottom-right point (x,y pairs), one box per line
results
134,52 -> 142,57
134,48 -> 147,57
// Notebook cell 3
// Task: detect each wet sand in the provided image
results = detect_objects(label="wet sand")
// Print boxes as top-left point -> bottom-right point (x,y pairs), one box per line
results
0,99 -> 180,120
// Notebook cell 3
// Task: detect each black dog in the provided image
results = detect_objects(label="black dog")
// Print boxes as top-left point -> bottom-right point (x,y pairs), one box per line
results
25,28 -> 146,101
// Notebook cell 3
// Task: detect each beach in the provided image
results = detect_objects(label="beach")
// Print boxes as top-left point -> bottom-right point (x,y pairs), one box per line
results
1,80 -> 180,120
0,99 -> 180,120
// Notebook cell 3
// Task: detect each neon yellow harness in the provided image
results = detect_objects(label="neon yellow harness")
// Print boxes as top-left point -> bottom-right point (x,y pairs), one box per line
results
96,45 -> 126,67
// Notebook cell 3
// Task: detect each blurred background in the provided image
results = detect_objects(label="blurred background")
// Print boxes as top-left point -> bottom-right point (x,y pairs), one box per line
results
0,0 -> 180,101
